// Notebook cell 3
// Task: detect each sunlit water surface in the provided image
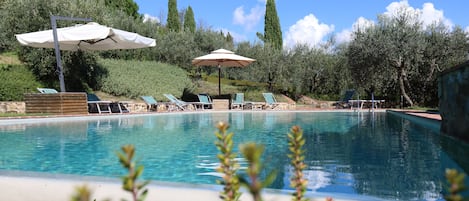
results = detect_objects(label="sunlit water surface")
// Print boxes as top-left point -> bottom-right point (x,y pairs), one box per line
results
0,111 -> 467,201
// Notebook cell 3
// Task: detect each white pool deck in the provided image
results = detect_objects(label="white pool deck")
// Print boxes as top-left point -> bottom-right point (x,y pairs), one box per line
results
0,173 -> 368,201
0,109 -> 407,201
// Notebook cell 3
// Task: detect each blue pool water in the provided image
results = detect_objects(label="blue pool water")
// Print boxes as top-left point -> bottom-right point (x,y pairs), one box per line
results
0,111 -> 467,200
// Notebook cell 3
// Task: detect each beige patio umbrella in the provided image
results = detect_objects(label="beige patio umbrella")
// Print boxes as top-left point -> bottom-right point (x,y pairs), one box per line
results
192,49 -> 255,95
15,21 -> 156,92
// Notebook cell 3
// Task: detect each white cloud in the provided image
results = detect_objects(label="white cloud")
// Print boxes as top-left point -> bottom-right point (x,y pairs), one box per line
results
335,29 -> 352,44
142,14 -> 160,23
336,17 -> 375,44
283,14 -> 334,48
334,0 -> 454,45
465,26 -> 469,33
384,0 -> 453,28
232,5 -> 264,31
420,3 -> 452,27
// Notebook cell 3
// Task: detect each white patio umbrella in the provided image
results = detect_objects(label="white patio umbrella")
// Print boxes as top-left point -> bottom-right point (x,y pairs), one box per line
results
15,21 -> 156,91
192,49 -> 255,95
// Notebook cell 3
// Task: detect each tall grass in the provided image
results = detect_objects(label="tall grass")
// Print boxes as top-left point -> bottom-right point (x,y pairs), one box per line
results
98,59 -> 195,101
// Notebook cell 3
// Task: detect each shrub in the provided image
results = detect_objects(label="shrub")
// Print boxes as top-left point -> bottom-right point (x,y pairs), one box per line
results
238,142 -> 277,201
214,122 -> 241,201
0,64 -> 42,101
445,169 -> 467,201
287,126 -> 308,201
117,144 -> 150,201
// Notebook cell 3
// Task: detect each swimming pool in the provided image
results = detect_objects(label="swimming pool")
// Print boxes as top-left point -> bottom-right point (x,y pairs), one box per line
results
0,111 -> 467,200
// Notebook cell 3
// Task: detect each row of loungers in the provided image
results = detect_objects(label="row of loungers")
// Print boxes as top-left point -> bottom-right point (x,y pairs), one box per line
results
37,88 -> 285,114
37,88 -> 130,114
141,92 -> 285,112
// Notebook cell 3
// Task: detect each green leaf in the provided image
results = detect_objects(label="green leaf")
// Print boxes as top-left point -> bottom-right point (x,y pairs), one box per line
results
262,170 -> 278,187
137,189 -> 148,201
135,165 -> 144,179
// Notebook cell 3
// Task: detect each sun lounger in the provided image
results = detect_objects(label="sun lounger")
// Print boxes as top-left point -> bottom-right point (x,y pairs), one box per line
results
163,94 -> 193,111
262,93 -> 280,109
231,93 -> 245,110
197,93 -> 213,110
335,90 -> 355,109
87,94 -> 112,114
37,88 -> 58,93
86,94 -> 130,114
140,96 -> 159,111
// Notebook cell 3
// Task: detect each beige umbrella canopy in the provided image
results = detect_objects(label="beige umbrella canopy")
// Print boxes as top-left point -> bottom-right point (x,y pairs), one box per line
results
192,49 -> 255,95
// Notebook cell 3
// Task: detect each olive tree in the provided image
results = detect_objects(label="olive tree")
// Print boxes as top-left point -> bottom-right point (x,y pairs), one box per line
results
347,9 -> 425,106
348,8 -> 469,107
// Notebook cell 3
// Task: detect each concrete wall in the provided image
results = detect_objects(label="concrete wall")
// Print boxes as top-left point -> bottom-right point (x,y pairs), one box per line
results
438,60 -> 469,142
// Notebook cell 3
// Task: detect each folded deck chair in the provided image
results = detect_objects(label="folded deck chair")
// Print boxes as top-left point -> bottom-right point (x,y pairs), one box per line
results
87,93 -> 112,114
197,93 -> 213,110
163,94 -> 190,111
262,93 -> 280,109
140,96 -> 159,111
231,93 -> 245,110
37,88 -> 58,93
335,90 -> 355,109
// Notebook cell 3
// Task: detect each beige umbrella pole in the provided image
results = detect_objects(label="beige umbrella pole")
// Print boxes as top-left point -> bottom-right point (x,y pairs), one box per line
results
191,49 -> 255,95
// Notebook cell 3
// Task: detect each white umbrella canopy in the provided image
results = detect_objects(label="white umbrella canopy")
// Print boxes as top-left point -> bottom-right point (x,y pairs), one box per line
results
15,22 -> 156,51
192,49 -> 255,95
15,21 -> 156,92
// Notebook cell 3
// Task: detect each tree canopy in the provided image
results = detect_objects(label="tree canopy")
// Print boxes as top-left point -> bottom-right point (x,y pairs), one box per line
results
104,0 -> 140,20
347,9 -> 469,106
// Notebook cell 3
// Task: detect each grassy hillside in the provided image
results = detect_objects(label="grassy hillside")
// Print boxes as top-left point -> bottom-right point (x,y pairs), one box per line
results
0,52 -> 21,65
98,59 -> 195,101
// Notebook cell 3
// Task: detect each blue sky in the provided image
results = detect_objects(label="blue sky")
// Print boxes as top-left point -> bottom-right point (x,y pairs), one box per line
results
134,0 -> 468,48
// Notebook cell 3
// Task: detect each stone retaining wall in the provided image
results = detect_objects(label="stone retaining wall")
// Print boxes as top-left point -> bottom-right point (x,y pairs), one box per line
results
438,60 -> 469,142
0,102 -> 25,114
0,101 -> 300,114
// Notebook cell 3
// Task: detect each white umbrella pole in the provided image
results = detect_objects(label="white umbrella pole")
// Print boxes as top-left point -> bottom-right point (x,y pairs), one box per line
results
50,15 -> 91,92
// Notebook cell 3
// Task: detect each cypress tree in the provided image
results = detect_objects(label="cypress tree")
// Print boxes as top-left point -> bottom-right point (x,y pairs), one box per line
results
264,0 -> 282,50
183,6 -> 195,33
226,32 -> 234,44
167,0 -> 180,32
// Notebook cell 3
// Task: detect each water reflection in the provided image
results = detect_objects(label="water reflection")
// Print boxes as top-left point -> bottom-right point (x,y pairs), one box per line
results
286,112 -> 459,200
0,112 -> 466,201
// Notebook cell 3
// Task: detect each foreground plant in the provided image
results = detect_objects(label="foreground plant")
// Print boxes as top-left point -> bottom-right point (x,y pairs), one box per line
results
239,142 -> 277,201
117,144 -> 150,201
215,122 -> 241,201
70,185 -> 93,201
287,126 -> 308,201
445,169 -> 467,201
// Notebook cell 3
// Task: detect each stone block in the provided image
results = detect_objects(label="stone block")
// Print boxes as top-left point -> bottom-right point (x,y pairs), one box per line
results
439,60 -> 469,142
